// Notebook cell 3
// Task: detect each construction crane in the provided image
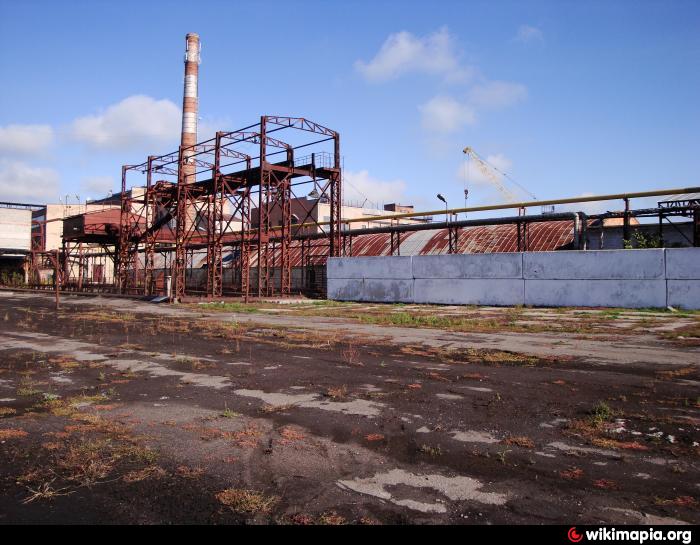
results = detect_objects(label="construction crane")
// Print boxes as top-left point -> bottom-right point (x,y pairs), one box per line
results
462,147 -> 539,204
463,147 -> 517,204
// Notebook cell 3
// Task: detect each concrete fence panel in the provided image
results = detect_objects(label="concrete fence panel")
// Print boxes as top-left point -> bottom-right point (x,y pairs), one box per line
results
327,256 -> 413,280
327,278 -> 365,301
665,248 -> 700,309
362,279 -> 414,303
665,248 -> 700,279
414,278 -> 524,306
524,279 -> 667,308
326,249 -> 700,309
524,249 -> 666,280
412,253 -> 522,279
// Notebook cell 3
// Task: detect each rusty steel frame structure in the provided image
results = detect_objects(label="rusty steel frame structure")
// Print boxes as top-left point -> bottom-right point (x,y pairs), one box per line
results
115,116 -> 342,301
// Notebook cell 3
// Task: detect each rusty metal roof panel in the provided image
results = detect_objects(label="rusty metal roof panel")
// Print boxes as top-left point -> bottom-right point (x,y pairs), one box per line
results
211,220 -> 576,270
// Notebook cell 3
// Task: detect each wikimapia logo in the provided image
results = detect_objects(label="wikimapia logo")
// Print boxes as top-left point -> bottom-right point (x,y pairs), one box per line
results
567,527 -> 693,544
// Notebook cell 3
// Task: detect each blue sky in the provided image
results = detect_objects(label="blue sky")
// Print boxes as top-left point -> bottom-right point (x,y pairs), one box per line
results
0,0 -> 698,215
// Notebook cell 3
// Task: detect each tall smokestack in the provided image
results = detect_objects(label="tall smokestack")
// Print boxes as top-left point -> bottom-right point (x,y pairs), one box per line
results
181,33 -> 200,183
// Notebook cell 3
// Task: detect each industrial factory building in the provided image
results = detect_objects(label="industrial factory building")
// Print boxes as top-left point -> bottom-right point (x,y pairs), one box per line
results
1,32 -> 698,306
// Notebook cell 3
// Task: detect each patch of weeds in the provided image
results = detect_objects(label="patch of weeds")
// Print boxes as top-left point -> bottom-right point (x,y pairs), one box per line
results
221,404 -> 240,418
48,356 -> 80,370
227,425 -> 263,448
340,344 -> 362,366
122,466 -> 167,483
175,465 -> 205,479
287,513 -> 315,525
49,435 -> 156,488
120,368 -> 138,379
593,479 -> 619,490
566,403 -> 640,452
16,380 -> 40,397
560,467 -> 584,480
197,302 -> 262,314
118,343 -> 144,351
654,496 -> 697,508
480,350 -> 540,367
22,479 -> 73,504
601,309 -> 622,320
174,356 -> 211,370
662,323 -> 700,343
589,401 -> 615,427
590,437 -> 649,451
318,511 -> 347,525
419,444 -> 442,457
406,345 -> 547,367
279,427 -> 305,442
496,447 -> 511,464
259,404 -> 293,414
216,488 -> 278,514
325,385 -> 347,399
0,407 -> 17,417
0,428 -> 28,440
656,367 -> 695,380
503,436 -> 535,449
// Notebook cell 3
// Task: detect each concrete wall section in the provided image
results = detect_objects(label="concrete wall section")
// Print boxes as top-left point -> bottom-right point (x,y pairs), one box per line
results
414,278 -> 524,306
523,249 -> 665,280
363,279 -> 414,303
667,281 -> 700,310
327,248 -> 700,309
523,249 -> 668,309
665,248 -> 700,280
327,278 -> 365,301
665,248 -> 700,309
327,278 -> 413,303
327,256 -> 413,280
412,253 -> 522,279
524,279 -> 667,308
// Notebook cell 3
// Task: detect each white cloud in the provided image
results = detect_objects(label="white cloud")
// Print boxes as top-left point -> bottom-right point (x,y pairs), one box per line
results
70,95 -> 180,152
469,81 -> 527,110
198,117 -> 229,143
355,27 -> 472,83
420,82 -> 527,134
0,159 -> 60,203
515,25 -> 544,43
357,28 -> 529,134
81,175 -> 115,198
343,170 -> 407,208
0,124 -> 54,156
419,96 -> 476,133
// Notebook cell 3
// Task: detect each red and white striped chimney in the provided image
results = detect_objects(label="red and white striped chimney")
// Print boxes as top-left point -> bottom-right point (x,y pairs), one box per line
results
181,33 -> 200,183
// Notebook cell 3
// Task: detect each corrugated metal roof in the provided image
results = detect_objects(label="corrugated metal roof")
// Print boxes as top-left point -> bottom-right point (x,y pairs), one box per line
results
217,220 -> 576,268
658,193 -> 700,203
